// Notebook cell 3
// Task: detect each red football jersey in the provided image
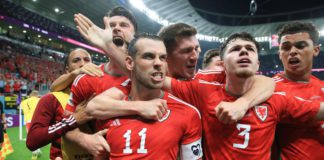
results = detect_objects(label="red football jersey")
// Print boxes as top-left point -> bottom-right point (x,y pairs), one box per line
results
272,73 -> 324,160
171,78 -> 320,160
66,64 -> 128,112
193,69 -> 226,83
104,91 -> 203,159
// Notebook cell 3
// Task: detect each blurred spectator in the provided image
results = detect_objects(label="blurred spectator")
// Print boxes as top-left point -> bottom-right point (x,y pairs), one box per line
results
0,76 -> 4,93
4,80 -> 11,94
202,49 -> 223,71
13,80 -> 21,94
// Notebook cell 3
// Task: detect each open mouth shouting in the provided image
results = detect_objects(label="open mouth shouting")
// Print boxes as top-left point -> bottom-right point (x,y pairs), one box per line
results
288,57 -> 300,67
113,36 -> 124,46
151,72 -> 164,82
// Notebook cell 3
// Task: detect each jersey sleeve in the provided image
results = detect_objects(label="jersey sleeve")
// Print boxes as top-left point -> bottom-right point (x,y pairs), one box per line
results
194,69 -> 226,83
171,78 -> 201,108
66,74 -> 95,112
26,94 -> 77,151
180,107 -> 203,159
116,79 -> 131,95
273,93 -> 320,123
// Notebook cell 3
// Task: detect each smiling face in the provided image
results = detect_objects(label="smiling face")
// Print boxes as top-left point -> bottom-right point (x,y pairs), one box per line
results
128,38 -> 168,89
223,38 -> 259,78
167,35 -> 201,79
279,32 -> 319,77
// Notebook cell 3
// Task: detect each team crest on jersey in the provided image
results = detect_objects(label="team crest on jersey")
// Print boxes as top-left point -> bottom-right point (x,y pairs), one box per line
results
321,88 -> 324,93
254,105 -> 268,121
158,109 -> 171,122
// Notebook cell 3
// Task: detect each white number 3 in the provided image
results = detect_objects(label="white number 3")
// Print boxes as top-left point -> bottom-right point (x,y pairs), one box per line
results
233,124 -> 251,149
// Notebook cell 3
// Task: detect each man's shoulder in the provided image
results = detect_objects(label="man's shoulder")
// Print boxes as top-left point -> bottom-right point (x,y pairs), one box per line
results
166,93 -> 201,119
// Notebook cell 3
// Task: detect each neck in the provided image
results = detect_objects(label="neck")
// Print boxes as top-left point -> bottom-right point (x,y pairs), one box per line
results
225,74 -> 255,97
105,62 -> 124,76
283,70 -> 311,82
130,81 -> 163,101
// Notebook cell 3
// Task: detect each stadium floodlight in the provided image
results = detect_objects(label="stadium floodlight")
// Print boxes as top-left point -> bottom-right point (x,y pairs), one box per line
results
320,29 -> 324,36
54,8 -> 60,13
129,0 -> 221,42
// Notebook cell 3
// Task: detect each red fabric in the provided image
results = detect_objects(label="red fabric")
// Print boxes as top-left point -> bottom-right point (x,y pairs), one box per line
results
271,73 -> 324,160
171,78 -> 320,160
26,93 -> 77,160
4,84 -> 11,93
13,83 -> 20,91
66,65 -> 128,113
104,91 -> 202,159
193,69 -> 226,83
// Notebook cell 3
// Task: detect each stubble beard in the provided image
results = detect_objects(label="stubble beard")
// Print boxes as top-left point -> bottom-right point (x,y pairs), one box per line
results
235,69 -> 254,78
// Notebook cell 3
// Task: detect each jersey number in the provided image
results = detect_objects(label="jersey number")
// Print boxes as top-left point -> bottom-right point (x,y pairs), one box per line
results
233,124 -> 251,149
123,128 -> 148,154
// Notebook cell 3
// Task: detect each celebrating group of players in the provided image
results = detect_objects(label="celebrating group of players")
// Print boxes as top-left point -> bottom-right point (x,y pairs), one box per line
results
25,6 -> 323,160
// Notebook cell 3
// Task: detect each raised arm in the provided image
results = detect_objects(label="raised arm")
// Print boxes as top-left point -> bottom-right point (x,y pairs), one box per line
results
50,63 -> 103,92
87,87 -> 168,120
216,75 -> 275,124
74,13 -> 130,77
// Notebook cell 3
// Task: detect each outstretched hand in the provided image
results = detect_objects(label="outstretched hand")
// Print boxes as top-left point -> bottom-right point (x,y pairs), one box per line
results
74,13 -> 113,49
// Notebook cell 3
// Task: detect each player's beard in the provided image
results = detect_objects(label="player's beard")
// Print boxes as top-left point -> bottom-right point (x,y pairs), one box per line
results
134,67 -> 162,90
235,69 -> 254,78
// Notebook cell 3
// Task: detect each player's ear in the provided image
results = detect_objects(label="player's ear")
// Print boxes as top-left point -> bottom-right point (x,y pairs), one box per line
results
125,56 -> 134,71
313,45 -> 320,57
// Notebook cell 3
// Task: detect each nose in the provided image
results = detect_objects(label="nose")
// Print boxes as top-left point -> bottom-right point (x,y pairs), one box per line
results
239,47 -> 249,56
112,25 -> 121,33
289,46 -> 298,57
189,50 -> 199,61
79,59 -> 86,67
153,57 -> 163,69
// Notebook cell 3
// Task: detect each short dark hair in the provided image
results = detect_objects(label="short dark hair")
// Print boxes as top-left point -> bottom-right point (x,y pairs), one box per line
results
158,23 -> 197,54
202,49 -> 220,68
128,33 -> 163,58
106,6 -> 137,32
219,32 -> 260,60
278,22 -> 319,44
64,48 -> 89,68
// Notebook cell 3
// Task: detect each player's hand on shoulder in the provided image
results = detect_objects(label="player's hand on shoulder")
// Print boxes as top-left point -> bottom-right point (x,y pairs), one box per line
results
215,100 -> 249,124
82,129 -> 110,158
79,63 -> 103,77
136,99 -> 168,121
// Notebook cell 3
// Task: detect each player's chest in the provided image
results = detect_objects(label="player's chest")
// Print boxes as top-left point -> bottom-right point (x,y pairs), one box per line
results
203,103 -> 277,138
106,116 -> 183,154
